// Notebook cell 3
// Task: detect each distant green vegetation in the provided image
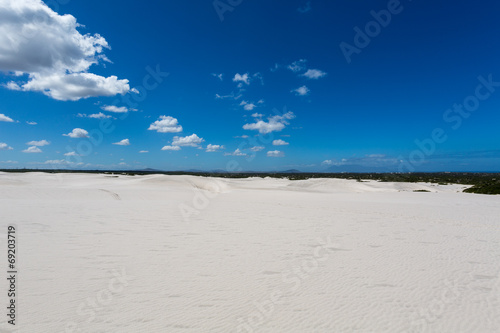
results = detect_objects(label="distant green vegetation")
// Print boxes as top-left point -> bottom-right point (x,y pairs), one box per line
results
463,180 -> 500,195
1,169 -> 499,195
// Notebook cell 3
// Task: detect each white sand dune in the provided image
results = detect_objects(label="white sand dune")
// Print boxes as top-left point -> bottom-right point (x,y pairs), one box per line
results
0,172 -> 499,332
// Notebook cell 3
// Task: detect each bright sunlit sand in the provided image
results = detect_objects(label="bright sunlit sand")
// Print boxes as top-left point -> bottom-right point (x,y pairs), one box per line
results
0,172 -> 499,332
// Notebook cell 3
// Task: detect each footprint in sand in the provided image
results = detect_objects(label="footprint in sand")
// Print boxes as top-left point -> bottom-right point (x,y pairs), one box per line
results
98,189 -> 121,200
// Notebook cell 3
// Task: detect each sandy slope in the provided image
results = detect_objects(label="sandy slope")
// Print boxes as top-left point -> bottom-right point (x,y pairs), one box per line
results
0,172 -> 499,332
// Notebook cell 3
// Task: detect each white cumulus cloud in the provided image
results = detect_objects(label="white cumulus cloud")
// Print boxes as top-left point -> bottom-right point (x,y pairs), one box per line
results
243,112 -> 295,134
172,134 -> 204,147
233,73 -> 250,85
63,128 -> 89,138
244,120 -> 285,134
18,73 -> 131,101
161,145 -> 181,151
148,116 -> 183,133
0,114 -> 14,122
0,0 -> 132,101
272,139 -> 289,146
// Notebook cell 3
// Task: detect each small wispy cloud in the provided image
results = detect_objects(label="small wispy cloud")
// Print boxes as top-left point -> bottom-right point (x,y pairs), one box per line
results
250,146 -> 265,152
270,63 -> 281,72
292,85 -> 310,96
26,140 -> 50,146
298,1 -> 312,13
301,69 -> 327,79
206,144 -> 225,152
23,146 -> 42,153
233,72 -> 263,86
215,92 -> 242,100
253,72 -> 264,85
113,139 -> 130,146
267,150 -> 285,157
0,143 -> 14,151
161,145 -> 181,151
240,100 -> 257,111
287,59 -> 307,73
101,105 -> 136,113
224,148 -> 247,156
43,160 -> 83,167
212,73 -> 223,81
322,154 -> 399,167
77,112 -> 112,119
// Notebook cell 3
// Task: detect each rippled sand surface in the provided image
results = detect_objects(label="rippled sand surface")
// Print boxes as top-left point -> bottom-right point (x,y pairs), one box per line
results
0,172 -> 499,332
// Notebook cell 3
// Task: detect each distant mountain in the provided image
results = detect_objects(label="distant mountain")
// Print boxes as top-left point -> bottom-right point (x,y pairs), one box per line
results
131,169 -> 304,174
134,168 -> 163,172
325,164 -> 394,173
208,169 -> 302,174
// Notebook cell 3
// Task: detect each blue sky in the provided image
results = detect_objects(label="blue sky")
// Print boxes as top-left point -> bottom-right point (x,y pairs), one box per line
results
0,0 -> 499,172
